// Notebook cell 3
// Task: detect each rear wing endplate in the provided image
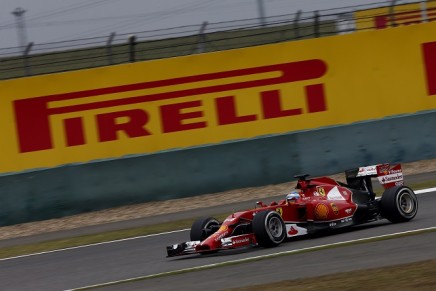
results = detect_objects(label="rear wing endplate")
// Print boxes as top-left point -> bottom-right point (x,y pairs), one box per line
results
346,163 -> 404,190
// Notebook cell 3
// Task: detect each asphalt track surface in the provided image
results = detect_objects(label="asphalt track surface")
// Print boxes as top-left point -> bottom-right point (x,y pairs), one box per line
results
0,189 -> 435,290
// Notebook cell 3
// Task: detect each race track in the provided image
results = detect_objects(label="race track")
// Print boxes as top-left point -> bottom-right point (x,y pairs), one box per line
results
0,191 -> 435,291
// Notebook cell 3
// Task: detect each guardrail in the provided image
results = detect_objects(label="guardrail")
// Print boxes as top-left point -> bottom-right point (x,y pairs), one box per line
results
1,1 -> 433,80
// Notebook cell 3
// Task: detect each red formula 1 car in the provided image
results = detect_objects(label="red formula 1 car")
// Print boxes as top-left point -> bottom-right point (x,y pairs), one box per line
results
166,163 -> 418,257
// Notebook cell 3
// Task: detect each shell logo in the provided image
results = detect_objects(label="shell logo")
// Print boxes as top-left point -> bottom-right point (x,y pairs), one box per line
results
315,203 -> 329,219
218,225 -> 228,232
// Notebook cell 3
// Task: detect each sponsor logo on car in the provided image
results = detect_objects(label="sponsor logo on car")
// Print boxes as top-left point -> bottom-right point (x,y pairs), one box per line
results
340,217 -> 353,223
286,224 -> 308,237
357,165 -> 377,176
232,237 -> 250,245
288,226 -> 299,235
316,186 -> 326,197
378,164 -> 390,175
214,233 -> 228,242
218,225 -> 228,232
379,173 -> 403,184
330,203 -> 339,215
315,203 -> 329,219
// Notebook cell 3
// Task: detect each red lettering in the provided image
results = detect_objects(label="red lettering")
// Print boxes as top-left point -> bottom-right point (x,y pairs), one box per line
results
216,96 -> 257,125
97,109 -> 150,142
374,8 -> 436,29
13,60 -> 328,152
64,117 -> 85,147
423,41 -> 436,96
306,84 -> 327,113
14,98 -> 52,152
374,15 -> 388,29
160,101 -> 206,133
261,90 -> 302,119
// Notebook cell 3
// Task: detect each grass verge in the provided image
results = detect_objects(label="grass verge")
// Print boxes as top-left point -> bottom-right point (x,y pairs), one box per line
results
227,259 -> 436,291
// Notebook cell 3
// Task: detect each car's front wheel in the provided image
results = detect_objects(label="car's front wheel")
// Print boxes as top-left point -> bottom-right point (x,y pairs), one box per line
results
252,210 -> 286,247
190,217 -> 220,241
380,186 -> 418,223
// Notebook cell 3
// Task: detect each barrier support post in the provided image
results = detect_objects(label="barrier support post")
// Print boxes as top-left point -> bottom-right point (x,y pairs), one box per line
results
294,10 -> 302,39
314,11 -> 320,37
23,42 -> 33,76
196,21 -> 208,54
128,35 -> 136,62
106,32 -> 116,65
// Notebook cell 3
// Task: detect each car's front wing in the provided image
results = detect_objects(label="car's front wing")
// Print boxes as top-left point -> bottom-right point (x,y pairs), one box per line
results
166,233 -> 256,257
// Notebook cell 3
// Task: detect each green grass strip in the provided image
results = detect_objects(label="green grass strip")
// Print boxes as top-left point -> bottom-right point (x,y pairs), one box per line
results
228,259 -> 436,290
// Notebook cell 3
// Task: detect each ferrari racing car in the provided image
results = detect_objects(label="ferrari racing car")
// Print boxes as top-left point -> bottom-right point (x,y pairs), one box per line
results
166,163 -> 418,257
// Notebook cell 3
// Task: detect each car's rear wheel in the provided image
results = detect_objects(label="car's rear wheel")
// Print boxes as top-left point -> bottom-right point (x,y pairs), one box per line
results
252,210 -> 286,247
380,186 -> 418,223
190,217 -> 220,241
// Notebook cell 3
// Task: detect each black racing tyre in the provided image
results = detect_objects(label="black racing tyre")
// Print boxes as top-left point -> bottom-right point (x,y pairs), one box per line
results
380,186 -> 418,223
252,210 -> 286,247
190,217 -> 220,241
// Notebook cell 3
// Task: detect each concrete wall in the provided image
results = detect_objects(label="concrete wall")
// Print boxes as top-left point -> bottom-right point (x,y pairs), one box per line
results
0,110 -> 435,226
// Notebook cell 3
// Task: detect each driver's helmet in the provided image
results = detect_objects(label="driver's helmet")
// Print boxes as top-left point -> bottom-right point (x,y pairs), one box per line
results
286,191 -> 300,202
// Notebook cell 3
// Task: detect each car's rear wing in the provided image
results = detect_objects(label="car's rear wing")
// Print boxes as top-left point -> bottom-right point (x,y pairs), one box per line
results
345,163 -> 404,192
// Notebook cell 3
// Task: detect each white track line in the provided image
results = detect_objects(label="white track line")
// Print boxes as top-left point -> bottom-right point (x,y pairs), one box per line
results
0,228 -> 189,262
69,226 -> 436,291
1,187 -> 434,262
415,187 -> 436,194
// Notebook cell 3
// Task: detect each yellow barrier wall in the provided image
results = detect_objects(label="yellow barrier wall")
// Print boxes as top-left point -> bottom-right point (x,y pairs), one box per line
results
355,1 -> 436,30
1,21 -> 436,173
